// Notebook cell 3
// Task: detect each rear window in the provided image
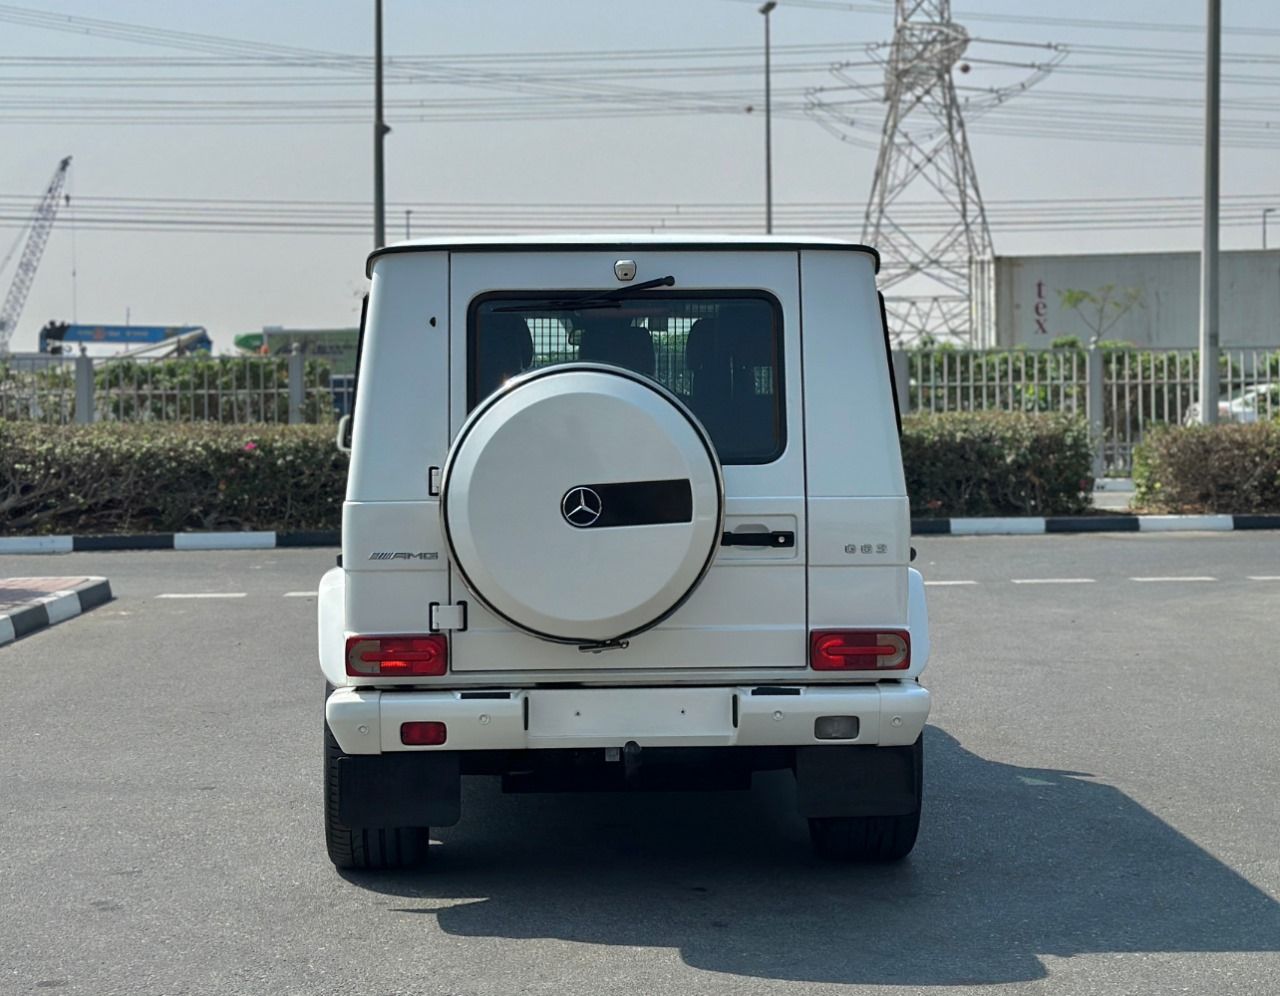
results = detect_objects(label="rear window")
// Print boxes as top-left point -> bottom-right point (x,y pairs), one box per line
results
468,292 -> 784,464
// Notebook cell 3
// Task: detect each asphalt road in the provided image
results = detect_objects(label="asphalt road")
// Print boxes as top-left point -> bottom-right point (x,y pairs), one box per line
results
2,534 -> 1278,995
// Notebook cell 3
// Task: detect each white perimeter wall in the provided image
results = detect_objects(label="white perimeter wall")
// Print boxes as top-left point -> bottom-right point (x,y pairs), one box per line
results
993,249 -> 1280,348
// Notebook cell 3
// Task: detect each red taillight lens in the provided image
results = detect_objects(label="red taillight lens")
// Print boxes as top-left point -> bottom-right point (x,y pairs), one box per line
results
400,721 -> 447,746
346,635 -> 448,677
810,630 -> 910,671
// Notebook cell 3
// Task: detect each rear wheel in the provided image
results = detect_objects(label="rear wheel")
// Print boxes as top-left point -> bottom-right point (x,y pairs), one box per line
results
324,687 -> 430,870
807,736 -> 923,862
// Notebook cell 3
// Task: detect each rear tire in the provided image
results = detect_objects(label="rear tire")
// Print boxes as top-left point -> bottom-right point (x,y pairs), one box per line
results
808,735 -> 923,862
324,686 -> 430,870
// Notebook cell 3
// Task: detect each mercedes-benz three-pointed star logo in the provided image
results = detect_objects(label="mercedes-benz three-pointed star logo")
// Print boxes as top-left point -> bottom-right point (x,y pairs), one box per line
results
561,486 -> 603,527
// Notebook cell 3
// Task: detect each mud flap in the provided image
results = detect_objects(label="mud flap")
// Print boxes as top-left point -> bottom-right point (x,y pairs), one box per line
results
337,751 -> 462,828
794,742 -> 920,818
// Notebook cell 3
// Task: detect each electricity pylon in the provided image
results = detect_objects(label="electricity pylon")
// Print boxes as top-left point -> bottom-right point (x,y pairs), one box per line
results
863,0 -> 992,344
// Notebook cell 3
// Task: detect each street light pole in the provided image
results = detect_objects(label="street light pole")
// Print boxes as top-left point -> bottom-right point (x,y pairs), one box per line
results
1265,208 -> 1277,250
1197,0 -> 1221,425
373,0 -> 389,249
760,1 -> 776,235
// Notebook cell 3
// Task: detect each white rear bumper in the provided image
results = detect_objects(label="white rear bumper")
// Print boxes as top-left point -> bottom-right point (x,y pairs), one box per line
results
326,682 -> 930,755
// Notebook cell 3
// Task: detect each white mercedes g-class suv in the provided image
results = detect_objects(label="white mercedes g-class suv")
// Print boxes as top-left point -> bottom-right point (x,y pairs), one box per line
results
319,235 -> 930,869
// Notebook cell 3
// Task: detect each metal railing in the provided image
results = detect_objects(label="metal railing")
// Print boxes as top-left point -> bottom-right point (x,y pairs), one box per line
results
906,349 -> 1088,416
901,346 -> 1280,474
6,345 -> 1277,476
0,354 -> 78,423
0,349 -> 349,426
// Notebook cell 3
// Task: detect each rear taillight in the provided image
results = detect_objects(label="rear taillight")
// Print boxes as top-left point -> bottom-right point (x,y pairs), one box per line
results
810,630 -> 910,671
400,721 -> 447,746
346,635 -> 448,677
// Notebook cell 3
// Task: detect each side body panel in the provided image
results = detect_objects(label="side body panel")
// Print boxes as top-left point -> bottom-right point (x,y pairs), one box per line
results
799,251 -> 921,676
343,254 -> 451,660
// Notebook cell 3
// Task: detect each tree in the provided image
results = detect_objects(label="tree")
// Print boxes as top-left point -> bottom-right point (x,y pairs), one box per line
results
1057,285 -> 1143,347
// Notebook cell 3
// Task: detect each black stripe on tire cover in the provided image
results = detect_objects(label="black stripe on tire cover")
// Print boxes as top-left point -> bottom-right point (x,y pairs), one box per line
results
570,479 -> 692,528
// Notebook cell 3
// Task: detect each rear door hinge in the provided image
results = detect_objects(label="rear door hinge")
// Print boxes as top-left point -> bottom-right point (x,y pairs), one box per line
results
429,600 -> 468,632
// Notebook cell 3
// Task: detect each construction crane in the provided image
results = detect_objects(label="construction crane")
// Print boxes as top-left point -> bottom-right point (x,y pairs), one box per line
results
0,156 -> 72,355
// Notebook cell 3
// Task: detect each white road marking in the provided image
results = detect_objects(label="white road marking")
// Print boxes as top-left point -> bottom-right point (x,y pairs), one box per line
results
155,592 -> 247,599
283,591 -> 316,598
924,580 -> 978,586
1011,578 -> 1096,585
1247,576 -> 1280,581
1129,576 -> 1217,583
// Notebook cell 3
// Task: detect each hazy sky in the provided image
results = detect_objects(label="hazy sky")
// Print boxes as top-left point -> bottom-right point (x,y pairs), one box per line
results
2,0 -> 1278,353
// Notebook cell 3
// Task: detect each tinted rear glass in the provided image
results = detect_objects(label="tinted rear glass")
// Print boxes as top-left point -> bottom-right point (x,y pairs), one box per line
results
468,293 -> 784,464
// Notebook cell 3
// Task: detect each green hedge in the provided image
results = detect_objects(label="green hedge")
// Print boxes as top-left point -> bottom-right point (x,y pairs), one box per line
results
0,422 -> 347,534
1,413 -> 1093,535
902,412 -> 1093,517
1134,422 -> 1280,514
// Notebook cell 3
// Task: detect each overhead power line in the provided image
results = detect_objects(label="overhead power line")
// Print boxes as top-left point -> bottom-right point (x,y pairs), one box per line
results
1,191 -> 1275,238
3,0 -> 1280,149
730,0 -> 1280,38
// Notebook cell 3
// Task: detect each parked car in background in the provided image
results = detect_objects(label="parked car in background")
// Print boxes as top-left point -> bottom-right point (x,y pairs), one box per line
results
1184,383 -> 1278,425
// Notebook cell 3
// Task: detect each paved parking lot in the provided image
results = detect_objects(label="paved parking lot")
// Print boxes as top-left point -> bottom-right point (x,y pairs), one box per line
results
2,533 -> 1278,995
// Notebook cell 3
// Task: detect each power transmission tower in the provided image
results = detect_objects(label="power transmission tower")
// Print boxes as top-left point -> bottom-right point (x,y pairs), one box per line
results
0,156 -> 72,355
864,0 -> 992,344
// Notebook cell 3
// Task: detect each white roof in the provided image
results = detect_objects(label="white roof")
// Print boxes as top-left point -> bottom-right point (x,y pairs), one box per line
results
366,233 -> 878,275
378,232 -> 867,250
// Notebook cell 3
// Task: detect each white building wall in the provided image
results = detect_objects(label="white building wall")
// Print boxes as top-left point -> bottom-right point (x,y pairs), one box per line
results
994,249 -> 1280,348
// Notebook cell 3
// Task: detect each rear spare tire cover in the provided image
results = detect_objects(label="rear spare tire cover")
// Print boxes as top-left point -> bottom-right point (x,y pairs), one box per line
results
441,363 -> 724,644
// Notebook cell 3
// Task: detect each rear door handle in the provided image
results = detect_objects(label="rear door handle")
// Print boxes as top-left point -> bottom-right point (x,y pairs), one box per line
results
721,530 -> 795,548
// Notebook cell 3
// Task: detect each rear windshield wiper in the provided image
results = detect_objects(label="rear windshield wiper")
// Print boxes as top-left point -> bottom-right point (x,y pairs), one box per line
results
495,275 -> 675,313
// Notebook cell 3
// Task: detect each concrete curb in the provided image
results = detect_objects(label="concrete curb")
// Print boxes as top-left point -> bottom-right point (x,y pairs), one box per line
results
0,577 -> 112,646
0,516 -> 1277,553
0,531 -> 341,554
912,514 -> 1280,536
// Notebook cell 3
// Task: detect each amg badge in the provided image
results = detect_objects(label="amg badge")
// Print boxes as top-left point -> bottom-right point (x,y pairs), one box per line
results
368,551 -> 439,561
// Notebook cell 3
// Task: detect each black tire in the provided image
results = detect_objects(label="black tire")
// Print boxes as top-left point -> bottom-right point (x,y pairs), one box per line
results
324,686 -> 431,870
807,735 -> 923,862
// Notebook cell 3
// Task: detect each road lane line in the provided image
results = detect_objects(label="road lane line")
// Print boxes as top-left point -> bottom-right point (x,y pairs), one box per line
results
1011,578 -> 1096,585
924,580 -> 978,586
283,591 -> 315,598
1247,576 -> 1280,581
155,592 -> 247,599
1129,576 -> 1217,583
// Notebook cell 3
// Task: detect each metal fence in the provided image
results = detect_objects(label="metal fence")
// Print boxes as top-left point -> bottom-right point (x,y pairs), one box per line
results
0,350 -> 353,426
0,354 -> 78,422
901,346 -> 1280,474
5,345 -> 1277,476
